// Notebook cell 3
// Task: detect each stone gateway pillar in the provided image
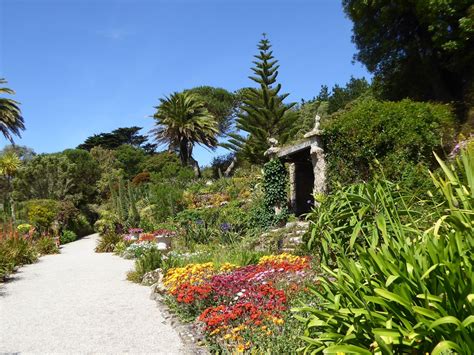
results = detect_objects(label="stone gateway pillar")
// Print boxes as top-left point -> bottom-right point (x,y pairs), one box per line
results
304,115 -> 327,199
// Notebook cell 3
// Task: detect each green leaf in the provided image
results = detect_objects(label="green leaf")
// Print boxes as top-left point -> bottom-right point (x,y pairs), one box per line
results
375,288 -> 410,308
416,293 -> 443,303
349,221 -> 363,249
462,315 -> 474,328
431,340 -> 463,355
299,336 -> 322,346
421,264 -> 439,280
308,318 -> 326,328
375,213 -> 388,238
323,344 -> 372,354
372,328 -> 401,338
429,316 -> 462,329
412,306 -> 439,320
385,275 -> 399,287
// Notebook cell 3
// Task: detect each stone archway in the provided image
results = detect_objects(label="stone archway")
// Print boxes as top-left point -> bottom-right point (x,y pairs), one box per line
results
265,115 -> 327,216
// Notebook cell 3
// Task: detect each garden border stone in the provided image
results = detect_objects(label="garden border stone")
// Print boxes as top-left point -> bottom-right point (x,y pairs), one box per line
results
150,285 -> 209,354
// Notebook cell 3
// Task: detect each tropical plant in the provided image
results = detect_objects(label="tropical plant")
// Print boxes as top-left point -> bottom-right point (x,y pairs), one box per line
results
295,147 -> 474,354
95,231 -> 123,253
127,248 -> 163,284
151,91 -> 218,173
305,180 -> 424,264
35,236 -> 59,255
225,35 -> 298,164
108,176 -> 142,229
0,237 -> 37,275
0,78 -> 25,142
0,151 -> 21,221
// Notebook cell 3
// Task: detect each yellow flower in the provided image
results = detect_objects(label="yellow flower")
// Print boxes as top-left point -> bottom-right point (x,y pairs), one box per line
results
236,344 -> 245,353
224,333 -> 232,340
219,262 -> 237,272
258,252 -> 307,266
210,328 -> 221,336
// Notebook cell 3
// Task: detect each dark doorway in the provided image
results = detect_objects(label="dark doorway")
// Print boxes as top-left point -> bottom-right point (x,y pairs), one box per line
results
294,161 -> 314,215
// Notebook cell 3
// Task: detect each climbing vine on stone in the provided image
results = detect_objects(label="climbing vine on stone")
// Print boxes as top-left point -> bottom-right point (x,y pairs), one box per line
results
263,159 -> 287,208
252,158 -> 288,228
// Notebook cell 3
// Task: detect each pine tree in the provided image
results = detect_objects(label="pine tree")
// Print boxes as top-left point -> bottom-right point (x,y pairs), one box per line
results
225,34 -> 297,164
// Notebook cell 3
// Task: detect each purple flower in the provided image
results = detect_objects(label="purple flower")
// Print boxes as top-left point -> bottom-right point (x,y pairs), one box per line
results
220,222 -> 231,232
195,219 -> 204,225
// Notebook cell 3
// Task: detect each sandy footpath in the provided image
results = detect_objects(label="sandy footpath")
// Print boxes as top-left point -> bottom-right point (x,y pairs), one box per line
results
0,234 -> 186,354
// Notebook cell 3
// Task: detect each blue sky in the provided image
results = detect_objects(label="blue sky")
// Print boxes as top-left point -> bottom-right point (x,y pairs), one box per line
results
0,0 -> 369,166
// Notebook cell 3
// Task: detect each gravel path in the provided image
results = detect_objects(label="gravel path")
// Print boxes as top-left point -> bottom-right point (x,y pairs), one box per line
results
0,234 -> 186,354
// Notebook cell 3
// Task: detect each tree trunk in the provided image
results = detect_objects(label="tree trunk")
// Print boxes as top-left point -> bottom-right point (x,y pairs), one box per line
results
7,177 -> 15,223
190,156 -> 201,178
224,156 -> 238,177
179,139 -> 189,166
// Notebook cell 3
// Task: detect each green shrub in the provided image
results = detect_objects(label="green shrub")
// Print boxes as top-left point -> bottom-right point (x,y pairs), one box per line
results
0,237 -> 38,273
16,223 -> 32,235
95,231 -> 122,253
127,248 -> 162,283
94,209 -> 118,234
24,199 -> 60,232
35,236 -> 59,255
60,230 -> 77,244
323,98 -> 456,190
113,240 -> 130,255
295,147 -> 474,353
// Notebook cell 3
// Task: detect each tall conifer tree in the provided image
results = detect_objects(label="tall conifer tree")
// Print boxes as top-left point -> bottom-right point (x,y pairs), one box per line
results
226,35 -> 297,164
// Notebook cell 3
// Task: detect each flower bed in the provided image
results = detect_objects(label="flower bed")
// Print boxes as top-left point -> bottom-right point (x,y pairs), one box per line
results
162,253 -> 312,352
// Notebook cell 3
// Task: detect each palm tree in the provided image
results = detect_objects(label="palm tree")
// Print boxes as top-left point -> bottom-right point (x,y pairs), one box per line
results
0,78 -> 25,142
0,152 -> 21,222
151,92 -> 218,175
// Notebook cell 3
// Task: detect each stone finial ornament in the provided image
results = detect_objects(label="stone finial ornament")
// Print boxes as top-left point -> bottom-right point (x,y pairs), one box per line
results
264,137 -> 281,157
304,114 -> 322,138
268,137 -> 279,147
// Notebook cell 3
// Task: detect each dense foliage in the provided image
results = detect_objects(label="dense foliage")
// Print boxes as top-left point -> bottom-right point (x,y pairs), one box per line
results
322,98 -> 456,189
77,126 -> 154,152
343,0 -> 474,117
297,146 -> 473,353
